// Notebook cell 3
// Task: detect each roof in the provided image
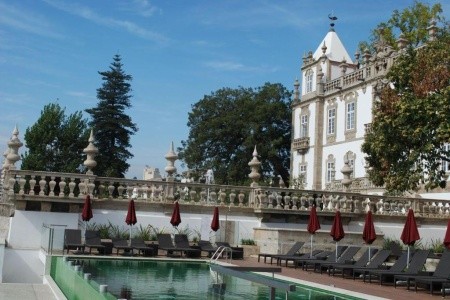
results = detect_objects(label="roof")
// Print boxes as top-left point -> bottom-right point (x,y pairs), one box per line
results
313,30 -> 352,63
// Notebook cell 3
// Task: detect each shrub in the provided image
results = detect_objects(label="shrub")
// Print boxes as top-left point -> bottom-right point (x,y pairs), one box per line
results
241,239 -> 256,245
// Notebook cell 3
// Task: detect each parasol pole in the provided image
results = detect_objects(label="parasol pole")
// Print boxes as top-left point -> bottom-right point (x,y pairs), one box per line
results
407,246 -> 410,268
310,235 -> 313,258
335,241 -> 338,262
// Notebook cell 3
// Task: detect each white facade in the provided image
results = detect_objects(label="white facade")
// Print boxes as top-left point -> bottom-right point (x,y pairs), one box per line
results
291,25 -> 389,191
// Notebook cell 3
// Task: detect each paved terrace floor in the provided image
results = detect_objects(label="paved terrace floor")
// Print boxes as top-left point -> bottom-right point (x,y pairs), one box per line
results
230,256 -> 444,300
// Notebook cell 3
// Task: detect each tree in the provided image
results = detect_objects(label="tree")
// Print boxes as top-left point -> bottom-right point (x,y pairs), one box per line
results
362,29 -> 450,194
358,1 -> 443,54
178,82 -> 291,185
21,103 -> 89,173
85,54 -> 137,178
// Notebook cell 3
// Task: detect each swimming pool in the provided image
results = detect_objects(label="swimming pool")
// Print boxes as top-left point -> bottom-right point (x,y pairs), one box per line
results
50,256 -> 365,300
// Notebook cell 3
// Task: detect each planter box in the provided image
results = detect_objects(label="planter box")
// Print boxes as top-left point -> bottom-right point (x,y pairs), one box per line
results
240,245 -> 260,258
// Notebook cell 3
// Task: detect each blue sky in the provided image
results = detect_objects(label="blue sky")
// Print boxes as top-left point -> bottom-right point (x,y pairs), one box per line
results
1,0 -> 447,179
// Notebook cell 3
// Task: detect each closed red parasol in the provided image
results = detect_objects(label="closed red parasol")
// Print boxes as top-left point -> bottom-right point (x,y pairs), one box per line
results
330,210 -> 345,262
362,210 -> 376,261
400,209 -> 420,268
443,219 -> 450,249
307,205 -> 321,257
170,201 -> 181,227
125,199 -> 137,225
211,207 -> 220,232
125,199 -> 137,244
81,195 -> 93,222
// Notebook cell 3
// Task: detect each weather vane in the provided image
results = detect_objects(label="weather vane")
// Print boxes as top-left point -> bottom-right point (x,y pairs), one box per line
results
328,12 -> 338,30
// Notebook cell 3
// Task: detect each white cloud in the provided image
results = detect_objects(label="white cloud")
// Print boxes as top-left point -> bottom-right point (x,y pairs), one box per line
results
43,0 -> 169,44
119,0 -> 160,18
0,2 -> 63,38
204,60 -> 278,73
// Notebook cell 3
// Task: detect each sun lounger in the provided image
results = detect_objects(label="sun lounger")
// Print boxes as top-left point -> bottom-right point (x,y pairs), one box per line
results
363,249 -> 430,285
112,238 -> 133,255
322,247 -> 378,275
215,242 -> 244,259
131,238 -> 158,256
275,250 -> 324,267
394,250 -> 450,295
64,229 -> 84,254
174,234 -> 201,258
85,230 -> 106,254
330,248 -> 390,278
198,240 -> 219,257
297,246 -> 348,270
258,241 -> 305,264
308,246 -> 361,273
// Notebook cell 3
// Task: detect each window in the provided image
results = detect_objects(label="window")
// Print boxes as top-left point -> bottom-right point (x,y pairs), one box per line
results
300,165 -> 307,184
327,108 -> 336,135
305,70 -> 314,93
346,102 -> 355,130
300,115 -> 308,138
326,162 -> 335,183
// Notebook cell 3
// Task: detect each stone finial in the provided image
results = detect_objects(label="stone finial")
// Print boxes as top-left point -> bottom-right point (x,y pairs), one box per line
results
363,49 -> 371,65
427,19 -> 437,41
396,33 -> 408,50
6,125 -> 23,170
328,13 -> 337,32
293,79 -> 300,102
248,146 -> 261,187
354,50 -> 360,62
83,129 -> 98,175
164,141 -> 177,178
341,154 -> 353,191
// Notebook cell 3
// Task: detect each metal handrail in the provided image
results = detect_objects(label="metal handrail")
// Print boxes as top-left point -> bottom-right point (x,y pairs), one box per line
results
209,246 -> 232,264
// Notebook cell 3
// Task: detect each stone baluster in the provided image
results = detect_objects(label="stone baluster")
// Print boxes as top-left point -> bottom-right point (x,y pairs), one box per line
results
83,130 -> 98,175
397,201 -> 404,214
332,196 -> 339,210
238,191 -> 245,207
98,183 -> 105,199
327,195 -> 334,211
376,199 -> 383,214
48,176 -> 56,196
200,188 -> 207,204
79,180 -> 87,198
219,189 -> 226,206
59,179 -> 66,198
189,189 -> 197,203
299,195 -> 306,210
29,177 -> 37,195
179,187 -> 186,202
352,196 -> 360,213
438,202 -> 444,216
39,178 -> 46,196
117,185 -> 125,199
284,195 -> 291,210
346,196 -> 353,212
383,201 -> 390,215
268,193 -> 274,209
291,195 -> 298,210
88,181 -> 96,197
7,178 -> 15,196
18,177 -> 26,195
126,185 -> 133,200
275,192 -> 282,209
308,195 -> 314,209
108,184 -> 115,199
404,200 -> 411,212
422,202 -> 430,216
68,178 -> 76,197
229,190 -> 236,207
258,191 -> 266,209
210,190 -> 217,205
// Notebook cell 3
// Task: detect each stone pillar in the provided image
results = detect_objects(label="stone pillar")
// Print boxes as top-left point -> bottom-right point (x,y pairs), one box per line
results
83,130 -> 98,175
164,142 -> 177,200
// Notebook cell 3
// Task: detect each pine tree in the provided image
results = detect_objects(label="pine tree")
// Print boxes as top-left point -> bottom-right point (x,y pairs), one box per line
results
86,54 -> 138,178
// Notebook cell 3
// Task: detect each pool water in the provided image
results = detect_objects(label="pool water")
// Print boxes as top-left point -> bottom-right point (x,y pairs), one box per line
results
52,257 -> 363,300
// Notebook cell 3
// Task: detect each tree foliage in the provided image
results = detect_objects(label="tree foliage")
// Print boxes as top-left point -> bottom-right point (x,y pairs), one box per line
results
362,29 -> 450,193
178,83 -> 291,185
21,103 -> 89,173
85,54 -> 137,178
358,1 -> 444,53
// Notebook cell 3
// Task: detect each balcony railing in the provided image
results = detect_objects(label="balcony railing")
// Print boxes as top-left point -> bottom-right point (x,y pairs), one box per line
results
2,169 -> 450,219
292,137 -> 310,153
